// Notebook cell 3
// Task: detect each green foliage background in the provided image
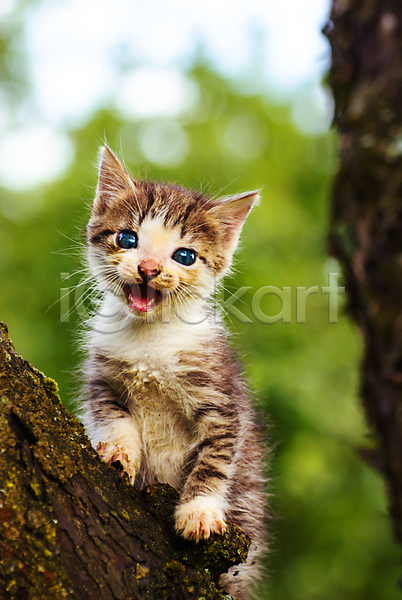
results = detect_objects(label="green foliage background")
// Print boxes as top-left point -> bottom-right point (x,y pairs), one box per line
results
0,10 -> 401,599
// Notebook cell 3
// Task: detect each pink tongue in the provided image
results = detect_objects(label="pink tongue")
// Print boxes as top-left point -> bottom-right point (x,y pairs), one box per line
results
128,284 -> 155,312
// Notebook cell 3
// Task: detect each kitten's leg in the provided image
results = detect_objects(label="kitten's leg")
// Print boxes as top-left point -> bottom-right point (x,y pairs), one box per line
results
93,419 -> 142,485
83,379 -> 142,485
175,401 -> 238,541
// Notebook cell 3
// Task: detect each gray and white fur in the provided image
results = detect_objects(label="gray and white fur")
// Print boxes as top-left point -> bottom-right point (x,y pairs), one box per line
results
80,146 -> 267,599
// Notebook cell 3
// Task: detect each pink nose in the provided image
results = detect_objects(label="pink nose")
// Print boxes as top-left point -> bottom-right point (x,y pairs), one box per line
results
138,259 -> 161,277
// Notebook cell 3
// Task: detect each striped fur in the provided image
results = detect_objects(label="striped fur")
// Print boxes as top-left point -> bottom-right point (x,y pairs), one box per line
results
80,146 -> 267,599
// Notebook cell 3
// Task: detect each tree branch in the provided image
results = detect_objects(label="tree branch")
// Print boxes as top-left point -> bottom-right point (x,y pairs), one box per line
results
0,322 -> 249,599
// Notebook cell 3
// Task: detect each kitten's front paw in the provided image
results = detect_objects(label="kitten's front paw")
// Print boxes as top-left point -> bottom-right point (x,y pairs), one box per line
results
96,441 -> 136,484
175,496 -> 226,542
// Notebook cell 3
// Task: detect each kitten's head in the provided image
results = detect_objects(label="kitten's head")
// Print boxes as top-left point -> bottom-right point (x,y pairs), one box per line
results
87,146 -> 259,320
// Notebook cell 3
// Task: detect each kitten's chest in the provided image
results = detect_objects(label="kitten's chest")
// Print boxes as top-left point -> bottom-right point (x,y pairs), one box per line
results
94,306 -> 211,405
119,351 -> 195,488
127,354 -> 169,394
118,340 -> 181,406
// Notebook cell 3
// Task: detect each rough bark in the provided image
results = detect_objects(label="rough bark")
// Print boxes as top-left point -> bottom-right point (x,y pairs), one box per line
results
325,1 -> 402,543
0,322 -> 249,600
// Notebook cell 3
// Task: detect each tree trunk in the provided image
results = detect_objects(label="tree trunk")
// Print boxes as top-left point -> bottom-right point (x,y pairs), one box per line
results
325,1 -> 402,544
0,322 -> 249,600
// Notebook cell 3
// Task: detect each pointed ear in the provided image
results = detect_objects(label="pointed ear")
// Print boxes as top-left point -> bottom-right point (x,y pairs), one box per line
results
210,190 -> 260,253
93,145 -> 137,213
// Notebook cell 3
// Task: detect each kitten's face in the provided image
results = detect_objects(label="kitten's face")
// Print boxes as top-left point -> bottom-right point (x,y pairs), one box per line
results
87,146 -> 258,320
89,209 -> 218,318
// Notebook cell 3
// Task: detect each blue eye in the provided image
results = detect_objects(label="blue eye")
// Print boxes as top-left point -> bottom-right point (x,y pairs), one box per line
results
172,248 -> 196,266
117,231 -> 138,249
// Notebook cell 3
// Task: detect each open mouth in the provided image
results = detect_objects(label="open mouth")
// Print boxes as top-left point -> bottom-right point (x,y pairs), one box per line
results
123,282 -> 162,313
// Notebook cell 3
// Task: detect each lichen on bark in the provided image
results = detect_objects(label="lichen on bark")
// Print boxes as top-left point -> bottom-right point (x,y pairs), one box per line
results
0,322 -> 250,600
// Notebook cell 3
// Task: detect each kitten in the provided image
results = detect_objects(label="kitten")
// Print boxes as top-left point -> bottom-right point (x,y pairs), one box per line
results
81,145 -> 267,599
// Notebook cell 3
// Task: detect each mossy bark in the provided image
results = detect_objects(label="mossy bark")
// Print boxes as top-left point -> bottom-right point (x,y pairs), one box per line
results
0,322 -> 249,600
325,1 -> 402,544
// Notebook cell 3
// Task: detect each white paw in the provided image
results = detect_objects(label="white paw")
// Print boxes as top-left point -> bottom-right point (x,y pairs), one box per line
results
96,441 -> 137,484
175,496 -> 226,542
